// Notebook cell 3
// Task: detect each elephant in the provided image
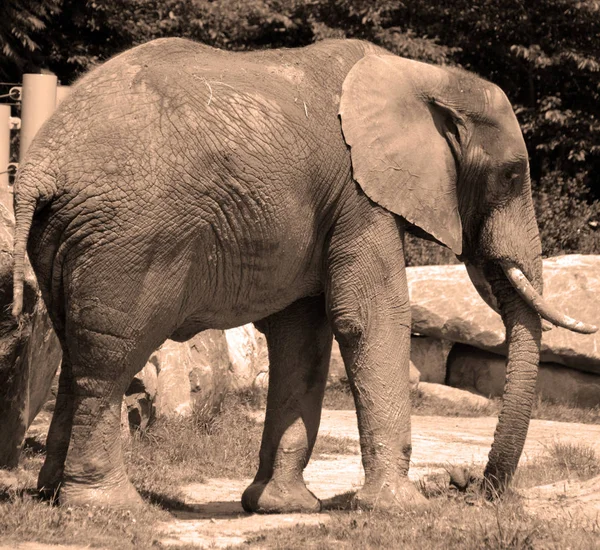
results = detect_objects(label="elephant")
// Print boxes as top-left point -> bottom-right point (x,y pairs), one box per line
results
10,38 -> 596,512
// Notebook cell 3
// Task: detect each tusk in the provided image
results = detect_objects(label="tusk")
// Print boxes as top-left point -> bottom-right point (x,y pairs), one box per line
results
501,263 -> 598,335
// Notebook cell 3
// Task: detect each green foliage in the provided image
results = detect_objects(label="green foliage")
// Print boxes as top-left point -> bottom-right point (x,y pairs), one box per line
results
534,172 -> 600,256
0,0 -> 61,79
1,0 -> 598,260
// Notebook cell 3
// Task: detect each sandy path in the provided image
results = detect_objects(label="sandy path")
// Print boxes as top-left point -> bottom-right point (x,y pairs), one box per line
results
159,410 -> 600,547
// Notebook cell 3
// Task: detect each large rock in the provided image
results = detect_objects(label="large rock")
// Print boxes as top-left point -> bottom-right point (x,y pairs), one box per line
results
418,381 -> 490,408
224,324 -> 269,388
407,255 -> 600,374
0,203 -> 62,467
133,329 -> 232,420
410,335 -> 452,384
447,343 -> 600,407
127,325 -> 266,424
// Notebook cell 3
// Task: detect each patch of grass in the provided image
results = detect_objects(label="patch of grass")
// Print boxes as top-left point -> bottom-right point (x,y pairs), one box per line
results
411,388 -> 600,424
324,377 -> 600,425
127,391 -> 262,501
0,491 -> 167,549
312,435 -> 358,458
512,442 -> 600,489
530,398 -> 600,425
548,441 -> 600,478
323,380 -> 355,410
0,390 -> 265,548
410,388 -> 501,417
229,492 -> 597,550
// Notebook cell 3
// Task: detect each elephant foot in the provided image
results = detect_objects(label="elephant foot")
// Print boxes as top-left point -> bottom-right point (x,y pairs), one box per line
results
241,478 -> 321,514
59,479 -> 146,509
351,478 -> 429,512
37,461 -> 64,501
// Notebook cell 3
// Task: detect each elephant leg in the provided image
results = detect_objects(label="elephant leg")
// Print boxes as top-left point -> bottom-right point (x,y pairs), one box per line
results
38,350 -> 74,499
55,300 -> 168,508
242,295 -> 332,514
326,208 -> 427,511
57,339 -> 145,507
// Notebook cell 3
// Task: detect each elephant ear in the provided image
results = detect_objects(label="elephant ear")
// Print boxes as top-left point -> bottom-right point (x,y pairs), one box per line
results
340,55 -> 463,255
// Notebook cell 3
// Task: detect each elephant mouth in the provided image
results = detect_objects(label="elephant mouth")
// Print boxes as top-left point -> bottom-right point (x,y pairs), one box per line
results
500,262 -> 597,335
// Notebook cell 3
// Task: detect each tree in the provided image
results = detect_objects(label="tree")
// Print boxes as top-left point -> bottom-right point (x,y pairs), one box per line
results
0,0 -> 61,80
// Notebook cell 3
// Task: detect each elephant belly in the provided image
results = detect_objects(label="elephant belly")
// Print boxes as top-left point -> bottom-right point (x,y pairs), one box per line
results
175,218 -> 325,333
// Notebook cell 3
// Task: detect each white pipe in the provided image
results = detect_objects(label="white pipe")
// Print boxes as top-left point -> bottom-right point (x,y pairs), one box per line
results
56,85 -> 71,107
0,105 -> 11,210
19,74 -> 58,161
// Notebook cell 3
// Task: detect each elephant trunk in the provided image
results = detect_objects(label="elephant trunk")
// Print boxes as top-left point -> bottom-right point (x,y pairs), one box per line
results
483,266 -> 541,494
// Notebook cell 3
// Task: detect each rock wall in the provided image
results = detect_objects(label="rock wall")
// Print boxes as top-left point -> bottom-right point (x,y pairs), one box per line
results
407,255 -> 600,406
125,255 -> 600,423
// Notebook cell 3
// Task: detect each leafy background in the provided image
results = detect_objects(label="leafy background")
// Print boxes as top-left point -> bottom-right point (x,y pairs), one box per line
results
1,0 -> 598,262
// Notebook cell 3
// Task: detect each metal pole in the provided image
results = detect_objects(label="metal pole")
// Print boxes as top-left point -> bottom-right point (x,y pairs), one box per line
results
19,74 -> 58,161
0,105 -> 11,209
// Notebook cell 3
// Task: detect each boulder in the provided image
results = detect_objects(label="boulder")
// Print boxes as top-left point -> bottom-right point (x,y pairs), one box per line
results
409,360 -> 421,391
407,255 -> 600,374
0,203 -> 62,467
447,343 -> 600,407
418,381 -> 490,408
224,324 -> 269,388
126,326 -> 268,424
410,335 -> 452,384
139,329 -> 232,420
329,338 -> 346,383
152,340 -> 194,417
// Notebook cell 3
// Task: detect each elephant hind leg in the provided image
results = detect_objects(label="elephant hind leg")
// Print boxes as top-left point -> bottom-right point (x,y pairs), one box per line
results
56,301 -> 171,508
242,295 -> 332,514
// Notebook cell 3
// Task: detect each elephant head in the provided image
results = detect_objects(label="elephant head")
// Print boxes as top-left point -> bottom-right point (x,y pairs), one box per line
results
339,55 -> 596,493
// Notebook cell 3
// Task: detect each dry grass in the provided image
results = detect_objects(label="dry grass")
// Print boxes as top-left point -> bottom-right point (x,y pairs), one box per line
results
228,493 -> 598,550
127,391 -> 262,504
312,435 -> 358,458
0,488 -> 167,549
1,389 -> 599,549
515,441 -> 600,488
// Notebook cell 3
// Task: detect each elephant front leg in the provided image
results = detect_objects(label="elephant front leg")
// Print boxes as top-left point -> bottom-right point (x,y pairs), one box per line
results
242,296 -> 332,514
326,210 -> 427,511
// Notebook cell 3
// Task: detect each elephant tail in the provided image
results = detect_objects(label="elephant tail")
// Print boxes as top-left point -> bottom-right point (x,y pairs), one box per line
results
12,189 -> 38,319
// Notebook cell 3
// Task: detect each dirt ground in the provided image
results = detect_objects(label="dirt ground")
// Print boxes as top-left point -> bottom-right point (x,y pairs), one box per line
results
158,410 -> 600,548
5,408 -> 600,549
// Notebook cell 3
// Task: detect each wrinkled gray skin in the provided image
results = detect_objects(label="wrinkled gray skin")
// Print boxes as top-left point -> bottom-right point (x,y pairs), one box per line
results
10,38 -> 589,511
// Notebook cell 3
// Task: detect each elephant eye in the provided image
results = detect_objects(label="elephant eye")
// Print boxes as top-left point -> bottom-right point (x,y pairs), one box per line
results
502,169 -> 519,185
